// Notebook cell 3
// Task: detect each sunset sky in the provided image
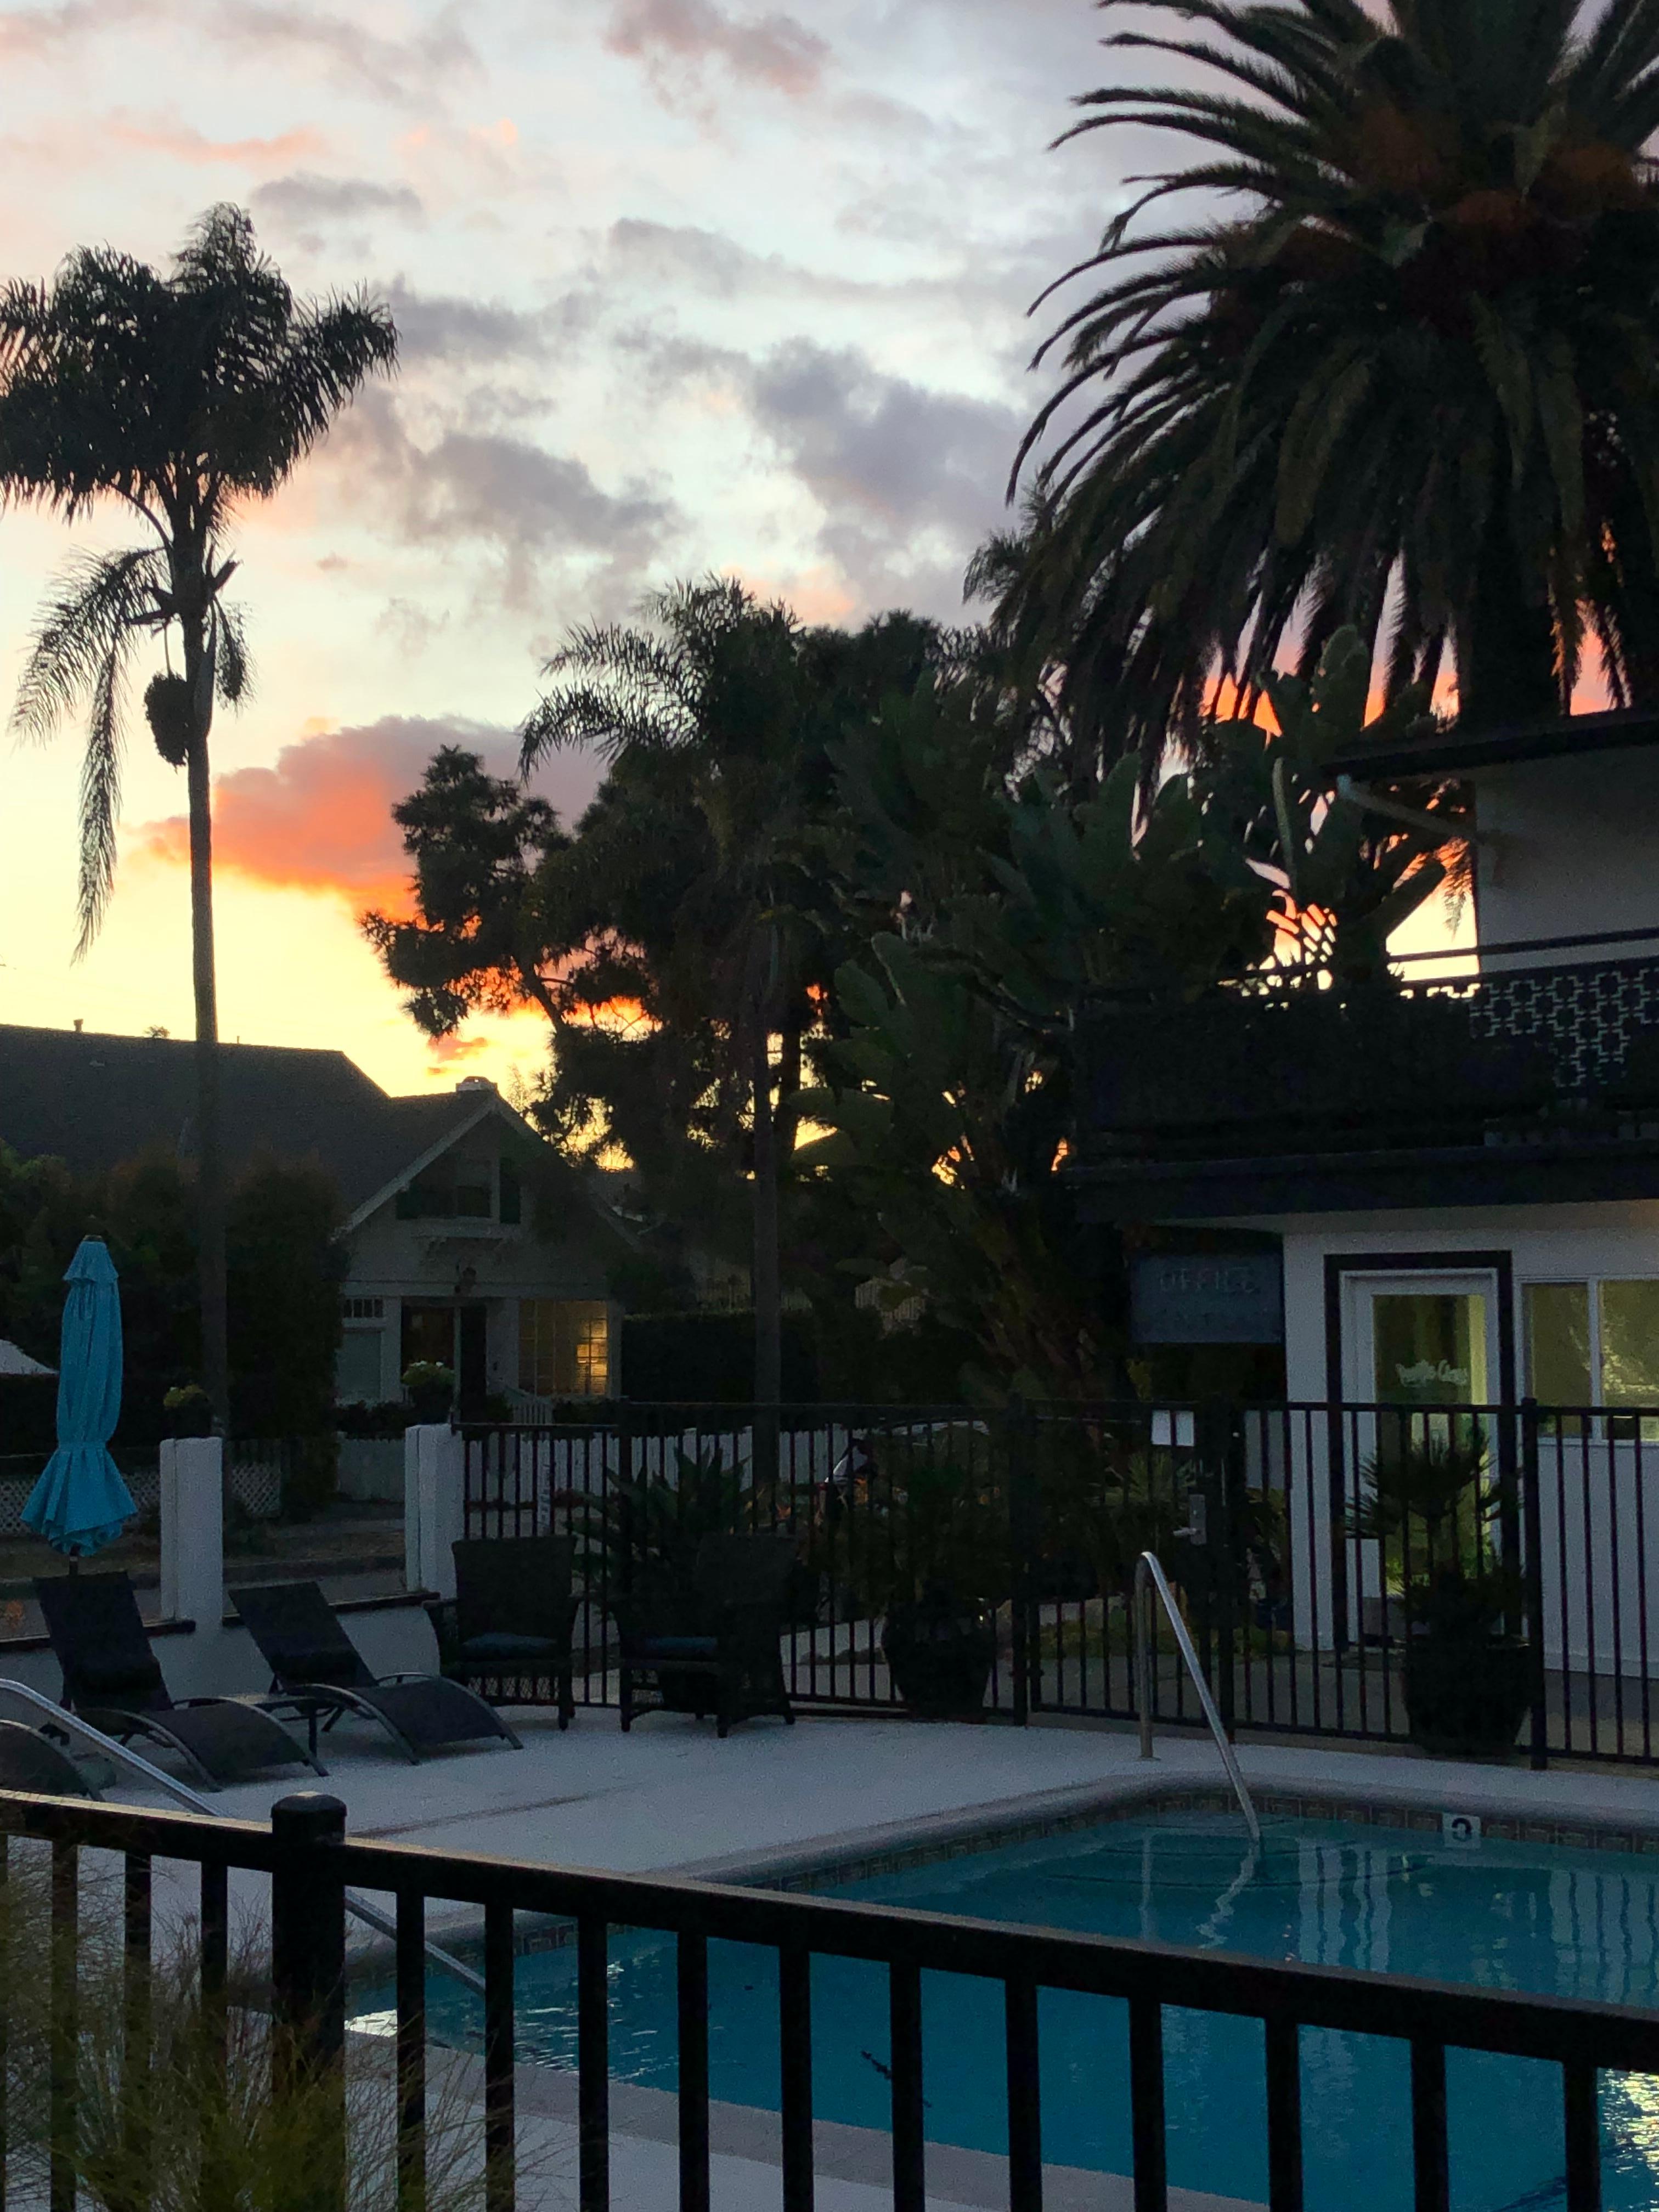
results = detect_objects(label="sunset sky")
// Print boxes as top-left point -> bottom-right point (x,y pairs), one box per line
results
0,0 -> 1127,1101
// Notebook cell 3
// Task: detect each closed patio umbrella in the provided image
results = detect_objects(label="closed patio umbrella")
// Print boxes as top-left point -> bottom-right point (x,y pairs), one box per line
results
22,1237 -> 136,1559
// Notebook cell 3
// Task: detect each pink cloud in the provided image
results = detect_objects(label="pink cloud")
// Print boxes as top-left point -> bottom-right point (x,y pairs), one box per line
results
605,0 -> 828,100
133,715 -> 602,915
107,119 -> 328,170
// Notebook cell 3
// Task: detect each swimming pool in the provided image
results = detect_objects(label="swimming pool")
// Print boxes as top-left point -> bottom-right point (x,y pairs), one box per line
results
356,1811 -> 1659,2210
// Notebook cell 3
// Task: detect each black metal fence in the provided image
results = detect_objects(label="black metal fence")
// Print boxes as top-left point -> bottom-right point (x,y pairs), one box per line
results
464,1396 -> 1659,1765
1,1784 -> 1652,2212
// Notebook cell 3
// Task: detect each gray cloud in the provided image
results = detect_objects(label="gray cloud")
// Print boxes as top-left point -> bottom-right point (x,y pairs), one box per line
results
252,173 -> 425,226
335,391 -> 679,610
604,0 -> 828,106
382,280 -> 567,369
747,338 -> 1022,616
210,0 -> 479,102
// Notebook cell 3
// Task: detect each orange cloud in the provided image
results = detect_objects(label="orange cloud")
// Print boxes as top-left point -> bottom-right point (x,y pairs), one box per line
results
107,120 -> 328,170
133,716 -> 603,915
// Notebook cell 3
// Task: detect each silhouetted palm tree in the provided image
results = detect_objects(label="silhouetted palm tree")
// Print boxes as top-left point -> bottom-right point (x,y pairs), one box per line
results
0,205 -> 397,1423
997,0 -> 1659,775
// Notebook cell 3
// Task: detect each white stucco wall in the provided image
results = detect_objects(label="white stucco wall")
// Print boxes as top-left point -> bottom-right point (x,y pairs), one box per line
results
1475,747 -> 1659,964
1262,1200 -> 1659,1401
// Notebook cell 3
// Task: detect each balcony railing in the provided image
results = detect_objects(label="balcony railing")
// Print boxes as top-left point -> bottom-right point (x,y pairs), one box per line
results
1080,932 -> 1659,1158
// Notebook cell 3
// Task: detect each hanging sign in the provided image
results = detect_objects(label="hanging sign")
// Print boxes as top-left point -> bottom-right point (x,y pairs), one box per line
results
1131,1252 -> 1284,1344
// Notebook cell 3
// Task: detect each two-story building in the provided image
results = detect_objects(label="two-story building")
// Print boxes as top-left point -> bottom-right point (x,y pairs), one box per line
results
1072,706 -> 1659,1423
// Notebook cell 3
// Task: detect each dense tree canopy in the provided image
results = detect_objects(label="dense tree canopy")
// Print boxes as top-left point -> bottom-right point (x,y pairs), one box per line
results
988,0 -> 1659,777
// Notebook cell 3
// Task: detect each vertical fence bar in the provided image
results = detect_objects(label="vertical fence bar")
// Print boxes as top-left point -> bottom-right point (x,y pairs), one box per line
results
578,1914 -> 609,2212
0,1833 -> 8,2212
270,1793 -> 347,2209
483,1900 -> 515,2212
1005,1975 -> 1042,2212
49,1838 -> 76,2212
1564,2059 -> 1601,2212
1263,2016 -> 1302,2212
676,1933 -> 710,2212
1128,1994 -> 1167,2212
1521,1399 -> 1549,1770
779,1945 -> 814,2212
888,1960 -> 926,2212
395,1889 -> 427,2212
200,1858 -> 228,2090
1409,2039 -> 1449,2212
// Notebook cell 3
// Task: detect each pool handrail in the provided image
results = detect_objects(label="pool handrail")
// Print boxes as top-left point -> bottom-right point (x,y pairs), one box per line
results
0,1675 -> 483,1995
1133,1551 -> 1261,1844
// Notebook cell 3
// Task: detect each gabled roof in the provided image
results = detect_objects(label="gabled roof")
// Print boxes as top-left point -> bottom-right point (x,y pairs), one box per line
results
0,1023 -> 535,1212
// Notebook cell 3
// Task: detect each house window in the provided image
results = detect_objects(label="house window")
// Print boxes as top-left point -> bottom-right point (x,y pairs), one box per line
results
454,1180 -> 493,1218
518,1300 -> 610,1398
1523,1280 -> 1659,1425
342,1296 -> 384,1322
336,1330 -> 384,1404
499,1156 -> 522,1226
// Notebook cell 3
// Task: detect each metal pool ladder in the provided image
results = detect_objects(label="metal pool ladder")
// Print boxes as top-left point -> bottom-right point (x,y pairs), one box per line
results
1133,1551 -> 1261,1844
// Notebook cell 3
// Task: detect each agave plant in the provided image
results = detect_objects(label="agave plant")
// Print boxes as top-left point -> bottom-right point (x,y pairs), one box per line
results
996,0 -> 1659,776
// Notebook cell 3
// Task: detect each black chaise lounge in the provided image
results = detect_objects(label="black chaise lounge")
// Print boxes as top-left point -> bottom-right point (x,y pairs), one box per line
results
0,1718 -> 99,1798
426,1536 -> 578,1726
35,1572 -> 321,1790
616,1531 -> 797,1737
232,1578 -> 522,1763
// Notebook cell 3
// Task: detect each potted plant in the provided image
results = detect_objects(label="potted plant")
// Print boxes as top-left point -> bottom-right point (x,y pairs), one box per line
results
162,1383 -> 214,1438
1356,1427 -> 1531,1756
402,1361 -> 456,1425
855,1432 -> 1009,1720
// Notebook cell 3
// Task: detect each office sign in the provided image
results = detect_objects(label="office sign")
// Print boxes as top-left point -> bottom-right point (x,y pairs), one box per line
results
1131,1252 -> 1284,1345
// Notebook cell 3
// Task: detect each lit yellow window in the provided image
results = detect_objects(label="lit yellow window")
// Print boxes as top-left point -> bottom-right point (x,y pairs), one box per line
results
518,1300 -> 610,1398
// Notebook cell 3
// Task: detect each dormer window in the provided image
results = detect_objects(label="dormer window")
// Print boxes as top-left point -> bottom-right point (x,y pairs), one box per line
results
454,1180 -> 492,1218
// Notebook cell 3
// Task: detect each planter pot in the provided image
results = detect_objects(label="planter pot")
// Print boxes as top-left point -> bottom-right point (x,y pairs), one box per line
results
883,1598 -> 995,1719
408,1387 -> 453,1425
1403,1634 -> 1532,1756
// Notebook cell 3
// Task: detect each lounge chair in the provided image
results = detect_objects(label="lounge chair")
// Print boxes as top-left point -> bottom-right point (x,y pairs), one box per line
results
616,1532 -> 797,1738
426,1536 -> 578,1727
232,1579 -> 522,1763
0,1718 -> 100,1798
35,1572 -> 321,1790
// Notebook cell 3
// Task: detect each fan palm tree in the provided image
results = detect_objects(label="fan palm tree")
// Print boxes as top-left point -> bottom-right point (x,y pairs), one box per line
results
0,204 -> 397,1425
996,0 -> 1659,777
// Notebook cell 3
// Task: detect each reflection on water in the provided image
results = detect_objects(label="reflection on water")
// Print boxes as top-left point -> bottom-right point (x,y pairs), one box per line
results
352,1815 -> 1659,2212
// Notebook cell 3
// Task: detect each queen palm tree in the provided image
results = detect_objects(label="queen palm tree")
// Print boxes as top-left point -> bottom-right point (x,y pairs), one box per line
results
996,0 -> 1659,777
0,205 -> 397,1425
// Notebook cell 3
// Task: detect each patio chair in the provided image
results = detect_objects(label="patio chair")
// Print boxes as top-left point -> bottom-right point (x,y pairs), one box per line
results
0,1718 -> 100,1798
616,1531 -> 797,1738
35,1572 -> 322,1791
425,1536 -> 578,1728
232,1578 -> 523,1764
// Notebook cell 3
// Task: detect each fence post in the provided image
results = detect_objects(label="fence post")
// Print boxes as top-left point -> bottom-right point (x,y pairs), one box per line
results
1520,1397 -> 1549,1772
407,1425 -> 464,1599
270,1793 -> 348,2205
160,1435 -> 223,1629
1203,1398 -> 1240,1740
1006,1394 -> 1036,1725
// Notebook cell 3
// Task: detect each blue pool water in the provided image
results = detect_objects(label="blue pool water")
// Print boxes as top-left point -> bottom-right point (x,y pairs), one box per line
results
356,1814 -> 1659,2210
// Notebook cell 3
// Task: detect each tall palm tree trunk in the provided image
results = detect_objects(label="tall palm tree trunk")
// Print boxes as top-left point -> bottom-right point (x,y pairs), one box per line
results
1459,500 -> 1560,730
752,1012 -> 781,1490
182,612 -> 228,1432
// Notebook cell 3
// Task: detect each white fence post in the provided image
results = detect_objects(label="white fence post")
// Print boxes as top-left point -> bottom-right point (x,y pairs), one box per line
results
405,1424 -> 464,1600
160,1436 -> 223,1628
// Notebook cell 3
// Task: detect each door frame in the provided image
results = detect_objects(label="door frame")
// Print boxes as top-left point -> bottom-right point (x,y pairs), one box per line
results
1322,1249 -> 1516,1407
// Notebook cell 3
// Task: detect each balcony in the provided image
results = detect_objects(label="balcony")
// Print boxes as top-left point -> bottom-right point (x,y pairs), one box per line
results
1070,940 -> 1659,1218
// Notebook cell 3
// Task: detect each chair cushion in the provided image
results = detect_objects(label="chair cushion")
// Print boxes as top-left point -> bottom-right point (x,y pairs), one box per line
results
75,1653 -> 164,1700
460,1633 -> 560,1661
639,1635 -> 719,1660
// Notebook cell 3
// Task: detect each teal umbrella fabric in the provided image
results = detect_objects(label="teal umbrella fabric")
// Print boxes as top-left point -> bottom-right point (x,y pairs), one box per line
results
22,1238 -> 136,1558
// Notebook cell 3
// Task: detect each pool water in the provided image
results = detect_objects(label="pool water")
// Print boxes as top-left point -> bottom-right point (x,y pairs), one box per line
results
355,1813 -> 1659,2211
